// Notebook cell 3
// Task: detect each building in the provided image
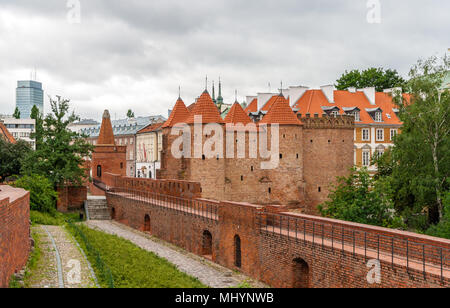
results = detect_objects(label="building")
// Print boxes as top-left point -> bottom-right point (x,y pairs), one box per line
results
81,115 -> 166,177
245,86 -> 405,172
135,122 -> 164,179
0,119 -> 16,143
0,116 -> 36,149
16,80 -> 44,119
158,90 -> 354,214
89,110 -> 127,196
68,119 -> 99,133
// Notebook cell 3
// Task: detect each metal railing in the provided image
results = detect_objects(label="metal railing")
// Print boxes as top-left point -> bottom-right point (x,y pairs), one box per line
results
107,187 -> 219,223
257,212 -> 449,284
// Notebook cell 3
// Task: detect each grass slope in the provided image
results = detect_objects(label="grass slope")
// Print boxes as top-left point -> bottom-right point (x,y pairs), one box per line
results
72,224 -> 206,288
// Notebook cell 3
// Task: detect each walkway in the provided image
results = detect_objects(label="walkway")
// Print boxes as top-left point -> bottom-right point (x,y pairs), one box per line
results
86,220 -> 267,288
27,225 -> 97,288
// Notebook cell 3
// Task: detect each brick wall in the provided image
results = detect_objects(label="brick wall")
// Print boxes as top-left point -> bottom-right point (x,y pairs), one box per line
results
0,186 -> 31,288
104,176 -> 449,288
57,186 -> 88,213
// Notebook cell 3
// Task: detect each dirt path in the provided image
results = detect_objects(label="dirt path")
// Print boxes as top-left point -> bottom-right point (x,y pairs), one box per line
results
27,225 -> 97,288
86,220 -> 268,288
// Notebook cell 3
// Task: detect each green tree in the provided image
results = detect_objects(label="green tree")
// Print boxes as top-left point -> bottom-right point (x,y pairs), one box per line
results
336,68 -> 406,92
0,138 -> 32,182
21,96 -> 94,187
30,105 -> 44,149
13,107 -> 20,119
318,168 -> 404,228
13,174 -> 58,213
390,56 -> 450,223
127,109 -> 135,118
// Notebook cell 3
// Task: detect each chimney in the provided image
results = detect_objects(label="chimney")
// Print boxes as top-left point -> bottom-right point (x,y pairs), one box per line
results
257,93 -> 275,111
358,87 -> 376,105
384,87 -> 402,101
347,87 -> 357,93
320,85 -> 335,103
289,86 -> 309,107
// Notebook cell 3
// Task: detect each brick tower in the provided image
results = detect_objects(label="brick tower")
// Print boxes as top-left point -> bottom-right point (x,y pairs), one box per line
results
90,110 -> 127,196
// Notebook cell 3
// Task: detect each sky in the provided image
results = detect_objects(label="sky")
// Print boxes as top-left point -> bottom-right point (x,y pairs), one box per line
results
0,0 -> 448,121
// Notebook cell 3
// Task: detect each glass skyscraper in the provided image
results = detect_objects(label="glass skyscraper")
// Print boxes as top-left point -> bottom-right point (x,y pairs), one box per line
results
16,80 -> 44,119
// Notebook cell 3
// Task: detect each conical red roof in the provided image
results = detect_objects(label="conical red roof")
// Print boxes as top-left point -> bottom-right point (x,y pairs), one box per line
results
224,102 -> 252,124
185,91 -> 224,124
162,98 -> 190,128
97,110 -> 116,145
259,95 -> 302,125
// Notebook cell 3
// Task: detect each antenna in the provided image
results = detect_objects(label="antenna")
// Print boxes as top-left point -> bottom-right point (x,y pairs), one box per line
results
205,75 -> 208,91
178,85 -> 181,99
235,89 -> 238,102
280,81 -> 283,96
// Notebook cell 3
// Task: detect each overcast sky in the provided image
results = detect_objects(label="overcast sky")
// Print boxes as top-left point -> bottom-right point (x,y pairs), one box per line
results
0,0 -> 448,120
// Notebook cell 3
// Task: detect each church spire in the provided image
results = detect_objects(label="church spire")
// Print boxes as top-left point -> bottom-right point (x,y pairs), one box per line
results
217,77 -> 224,106
212,80 -> 217,104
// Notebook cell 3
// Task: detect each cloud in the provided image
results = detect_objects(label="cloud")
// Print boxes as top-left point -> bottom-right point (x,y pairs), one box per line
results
0,0 -> 448,120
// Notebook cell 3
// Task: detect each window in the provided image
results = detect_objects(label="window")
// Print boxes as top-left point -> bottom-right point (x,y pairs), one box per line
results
97,165 -> 102,177
362,151 -> 370,167
375,112 -> 382,122
375,148 -> 384,159
331,111 -> 339,117
390,129 -> 398,141
130,138 -> 134,145
234,235 -> 242,268
130,150 -> 134,160
125,139 -> 128,145
376,129 -> 384,142
362,129 -> 370,141
354,111 -> 360,122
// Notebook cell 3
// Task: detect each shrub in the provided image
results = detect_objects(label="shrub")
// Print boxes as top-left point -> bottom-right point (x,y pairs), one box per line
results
13,174 -> 58,213
426,192 -> 450,239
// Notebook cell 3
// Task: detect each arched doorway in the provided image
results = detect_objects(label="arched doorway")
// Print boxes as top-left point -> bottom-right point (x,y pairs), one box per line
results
111,207 -> 116,220
144,214 -> 151,233
292,258 -> 310,288
234,235 -> 241,268
202,230 -> 213,258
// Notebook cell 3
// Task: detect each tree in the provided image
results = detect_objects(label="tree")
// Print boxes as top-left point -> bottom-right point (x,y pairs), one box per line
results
30,105 -> 44,149
336,68 -> 406,92
21,96 -> 94,187
0,138 -> 32,182
318,168 -> 404,228
390,56 -> 450,223
13,174 -> 58,213
13,107 -> 20,119
127,109 -> 135,118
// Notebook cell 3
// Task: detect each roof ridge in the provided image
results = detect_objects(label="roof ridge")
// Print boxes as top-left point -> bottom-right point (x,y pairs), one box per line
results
162,98 -> 190,128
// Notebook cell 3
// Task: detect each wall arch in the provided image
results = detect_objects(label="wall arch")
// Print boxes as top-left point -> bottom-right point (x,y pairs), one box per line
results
292,258 -> 310,288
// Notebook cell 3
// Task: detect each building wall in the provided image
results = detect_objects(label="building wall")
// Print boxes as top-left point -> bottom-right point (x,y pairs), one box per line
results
104,178 -> 450,288
136,130 -> 162,179
0,186 -> 31,288
1,117 -> 36,149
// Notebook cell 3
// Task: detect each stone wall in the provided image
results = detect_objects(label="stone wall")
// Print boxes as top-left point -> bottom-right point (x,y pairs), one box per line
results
0,186 -> 31,288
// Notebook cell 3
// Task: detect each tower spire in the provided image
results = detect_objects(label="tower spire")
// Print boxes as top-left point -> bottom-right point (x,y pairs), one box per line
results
212,80 -> 216,104
217,77 -> 224,106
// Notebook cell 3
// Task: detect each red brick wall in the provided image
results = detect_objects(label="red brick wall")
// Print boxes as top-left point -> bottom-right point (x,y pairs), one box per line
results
105,178 -> 449,288
56,186 -> 87,213
0,186 -> 31,288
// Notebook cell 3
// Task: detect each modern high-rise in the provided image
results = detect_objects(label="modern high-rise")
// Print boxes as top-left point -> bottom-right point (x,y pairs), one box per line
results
15,80 -> 44,119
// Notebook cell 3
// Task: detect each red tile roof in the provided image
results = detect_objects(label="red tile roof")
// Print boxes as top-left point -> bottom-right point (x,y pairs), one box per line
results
185,91 -> 224,124
97,110 -> 116,145
244,98 -> 257,114
224,103 -> 252,124
291,89 -> 403,125
0,122 -> 16,143
162,98 -> 190,128
138,122 -> 164,134
259,95 -> 302,125
187,103 -> 196,113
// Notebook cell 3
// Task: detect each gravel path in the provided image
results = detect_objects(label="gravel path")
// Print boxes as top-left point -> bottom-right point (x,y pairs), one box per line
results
27,225 -> 97,288
86,220 -> 267,288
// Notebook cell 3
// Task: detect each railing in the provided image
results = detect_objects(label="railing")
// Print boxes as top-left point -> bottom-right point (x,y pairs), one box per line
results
107,187 -> 219,223
257,212 -> 449,284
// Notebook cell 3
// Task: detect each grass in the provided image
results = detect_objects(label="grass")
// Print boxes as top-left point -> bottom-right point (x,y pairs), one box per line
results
68,224 -> 207,288
30,210 -> 84,226
9,229 -> 42,288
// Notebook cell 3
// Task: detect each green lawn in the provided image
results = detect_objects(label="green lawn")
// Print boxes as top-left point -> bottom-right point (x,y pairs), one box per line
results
70,224 -> 207,288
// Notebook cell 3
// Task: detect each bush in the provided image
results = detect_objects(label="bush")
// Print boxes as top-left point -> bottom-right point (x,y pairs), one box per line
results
13,174 -> 58,213
426,192 -> 450,239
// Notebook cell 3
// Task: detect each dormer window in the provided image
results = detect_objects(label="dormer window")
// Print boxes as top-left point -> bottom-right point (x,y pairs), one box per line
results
354,111 -> 360,122
375,112 -> 382,122
331,111 -> 339,117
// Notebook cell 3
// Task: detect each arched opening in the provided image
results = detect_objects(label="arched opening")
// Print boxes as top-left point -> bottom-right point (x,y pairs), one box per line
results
97,165 -> 102,177
144,214 -> 151,233
111,207 -> 116,220
234,235 -> 242,268
292,258 -> 310,288
202,230 -> 213,258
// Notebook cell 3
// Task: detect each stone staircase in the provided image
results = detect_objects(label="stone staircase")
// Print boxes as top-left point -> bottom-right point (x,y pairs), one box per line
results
86,196 -> 110,220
